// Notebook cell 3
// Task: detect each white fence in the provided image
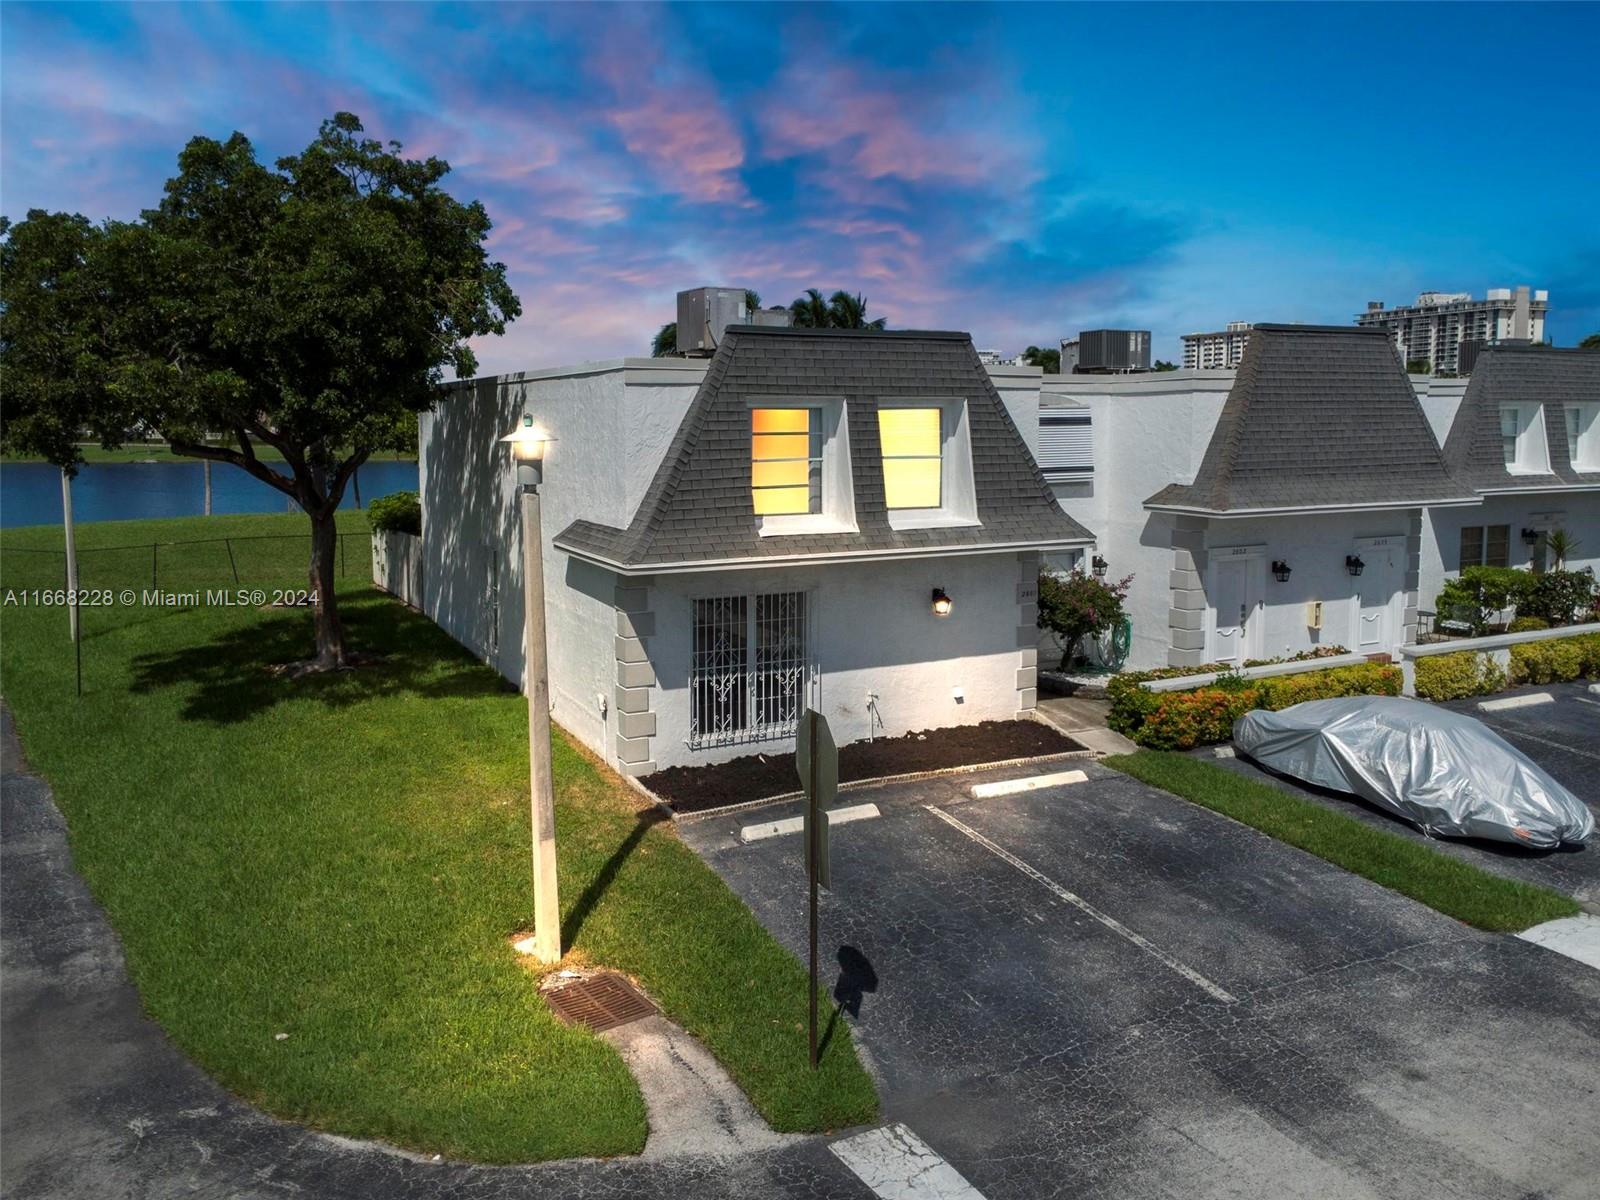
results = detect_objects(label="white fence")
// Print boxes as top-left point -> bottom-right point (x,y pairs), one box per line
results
372,530 -> 425,609
1396,622 -> 1600,695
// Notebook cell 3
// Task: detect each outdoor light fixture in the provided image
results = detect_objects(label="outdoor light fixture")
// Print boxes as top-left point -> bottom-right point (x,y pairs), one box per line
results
498,414 -> 561,964
1271,560 -> 1292,583
1091,555 -> 1108,578
931,587 -> 953,617
1345,554 -> 1365,577
1522,527 -> 1540,545
500,414 -> 554,488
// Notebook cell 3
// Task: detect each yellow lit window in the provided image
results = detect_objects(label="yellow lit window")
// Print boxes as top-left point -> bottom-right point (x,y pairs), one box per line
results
879,407 -> 942,509
751,408 -> 821,515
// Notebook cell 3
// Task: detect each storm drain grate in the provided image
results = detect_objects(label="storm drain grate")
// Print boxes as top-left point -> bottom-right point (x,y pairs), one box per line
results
543,972 -> 656,1032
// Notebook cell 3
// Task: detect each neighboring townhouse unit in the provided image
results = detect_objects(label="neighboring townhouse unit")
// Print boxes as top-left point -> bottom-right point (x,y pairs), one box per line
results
418,326 -> 1094,774
1423,345 -> 1600,604
1044,325 -> 1480,670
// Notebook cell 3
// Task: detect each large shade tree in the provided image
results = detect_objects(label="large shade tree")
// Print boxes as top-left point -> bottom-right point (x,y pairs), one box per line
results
0,113 -> 520,671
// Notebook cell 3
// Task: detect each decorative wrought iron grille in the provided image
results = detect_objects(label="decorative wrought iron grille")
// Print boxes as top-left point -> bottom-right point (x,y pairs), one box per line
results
689,590 -> 811,748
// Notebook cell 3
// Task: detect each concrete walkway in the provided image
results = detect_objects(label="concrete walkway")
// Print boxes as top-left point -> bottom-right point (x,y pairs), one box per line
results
1035,693 -> 1137,756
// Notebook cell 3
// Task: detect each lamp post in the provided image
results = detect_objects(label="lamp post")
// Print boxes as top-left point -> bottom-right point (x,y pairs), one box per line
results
502,416 -> 561,964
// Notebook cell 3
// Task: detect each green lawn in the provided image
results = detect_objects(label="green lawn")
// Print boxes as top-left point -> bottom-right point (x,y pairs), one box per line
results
4,442 -> 414,464
0,512 -> 876,1163
1105,751 -> 1579,933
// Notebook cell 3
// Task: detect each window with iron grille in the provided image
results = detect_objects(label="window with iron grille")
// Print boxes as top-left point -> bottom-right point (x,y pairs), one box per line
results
689,590 -> 811,748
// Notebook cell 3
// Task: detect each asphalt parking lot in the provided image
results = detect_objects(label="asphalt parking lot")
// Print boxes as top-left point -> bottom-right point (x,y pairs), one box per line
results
681,758 -> 1600,1199
1206,681 -> 1600,905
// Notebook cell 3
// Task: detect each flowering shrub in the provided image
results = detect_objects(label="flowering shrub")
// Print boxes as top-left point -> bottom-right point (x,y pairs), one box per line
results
1111,662 -> 1403,749
1037,569 -> 1131,667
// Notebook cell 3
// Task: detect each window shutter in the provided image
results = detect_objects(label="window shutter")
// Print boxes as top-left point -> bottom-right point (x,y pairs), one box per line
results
1038,413 -> 1093,479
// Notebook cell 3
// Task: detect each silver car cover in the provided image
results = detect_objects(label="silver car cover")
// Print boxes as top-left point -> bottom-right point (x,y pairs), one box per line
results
1232,696 -> 1594,849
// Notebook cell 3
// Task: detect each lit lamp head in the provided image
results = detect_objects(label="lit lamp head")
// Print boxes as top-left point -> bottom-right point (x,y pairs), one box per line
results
931,587 -> 953,617
500,415 -> 553,488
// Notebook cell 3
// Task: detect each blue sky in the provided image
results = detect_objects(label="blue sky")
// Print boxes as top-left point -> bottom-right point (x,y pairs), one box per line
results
3,2 -> 1597,373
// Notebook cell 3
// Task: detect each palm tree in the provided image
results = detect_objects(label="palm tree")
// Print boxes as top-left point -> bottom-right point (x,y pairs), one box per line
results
652,322 -> 677,357
788,288 -> 831,328
826,290 -> 887,330
788,288 -> 887,330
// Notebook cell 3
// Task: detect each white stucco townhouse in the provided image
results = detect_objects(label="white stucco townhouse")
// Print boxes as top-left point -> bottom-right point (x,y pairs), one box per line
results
1422,345 -> 1599,610
417,326 -> 1095,774
1045,325 -> 1482,671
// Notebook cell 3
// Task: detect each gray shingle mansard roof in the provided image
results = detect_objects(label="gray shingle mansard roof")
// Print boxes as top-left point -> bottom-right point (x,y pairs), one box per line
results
1440,345 -> 1600,493
1145,324 -> 1478,515
555,325 -> 1094,572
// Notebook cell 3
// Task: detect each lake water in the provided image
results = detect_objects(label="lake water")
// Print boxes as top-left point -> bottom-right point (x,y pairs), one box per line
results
0,460 -> 419,528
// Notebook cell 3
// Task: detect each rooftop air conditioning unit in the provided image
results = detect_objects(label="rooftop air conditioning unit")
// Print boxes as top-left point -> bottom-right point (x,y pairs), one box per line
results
676,287 -> 749,355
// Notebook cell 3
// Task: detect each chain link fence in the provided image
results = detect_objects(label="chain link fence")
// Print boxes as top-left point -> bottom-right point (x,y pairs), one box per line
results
1,531 -> 374,593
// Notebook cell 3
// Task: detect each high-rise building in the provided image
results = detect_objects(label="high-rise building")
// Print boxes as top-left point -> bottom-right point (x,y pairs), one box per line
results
1355,286 -> 1547,375
1181,321 -> 1252,369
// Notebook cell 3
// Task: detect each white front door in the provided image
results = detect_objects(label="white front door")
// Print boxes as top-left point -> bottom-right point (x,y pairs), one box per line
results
1211,554 -> 1265,665
1354,538 -> 1403,652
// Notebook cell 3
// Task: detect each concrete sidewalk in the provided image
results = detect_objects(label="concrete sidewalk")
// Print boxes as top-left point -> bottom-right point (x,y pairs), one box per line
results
1035,693 -> 1137,756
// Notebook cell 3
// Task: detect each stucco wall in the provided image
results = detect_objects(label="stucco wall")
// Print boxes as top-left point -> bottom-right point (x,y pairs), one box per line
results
418,359 -> 705,768
636,551 -> 1039,770
1183,510 -> 1421,665
1044,373 -> 1230,670
1422,491 -> 1600,613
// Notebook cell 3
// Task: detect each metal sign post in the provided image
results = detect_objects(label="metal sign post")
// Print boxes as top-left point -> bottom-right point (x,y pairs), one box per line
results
796,707 -> 837,1069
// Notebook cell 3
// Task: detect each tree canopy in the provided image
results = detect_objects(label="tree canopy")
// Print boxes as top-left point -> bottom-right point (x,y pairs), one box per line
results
787,288 -> 887,330
1021,345 -> 1060,373
0,113 -> 520,668
1580,332 -> 1600,351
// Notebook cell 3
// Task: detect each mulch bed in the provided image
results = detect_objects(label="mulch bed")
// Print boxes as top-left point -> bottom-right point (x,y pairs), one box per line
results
641,719 -> 1086,813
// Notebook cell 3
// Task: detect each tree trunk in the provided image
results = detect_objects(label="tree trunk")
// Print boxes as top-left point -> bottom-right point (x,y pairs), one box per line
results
308,509 -> 346,669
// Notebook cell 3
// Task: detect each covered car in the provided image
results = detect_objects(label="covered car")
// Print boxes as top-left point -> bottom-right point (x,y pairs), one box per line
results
1232,696 -> 1594,849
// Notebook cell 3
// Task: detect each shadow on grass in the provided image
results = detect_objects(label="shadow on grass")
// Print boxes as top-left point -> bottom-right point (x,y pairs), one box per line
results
562,807 -> 669,949
129,592 -> 513,724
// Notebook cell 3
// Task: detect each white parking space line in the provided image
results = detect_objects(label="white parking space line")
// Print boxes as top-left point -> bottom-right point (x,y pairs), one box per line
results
831,1123 -> 987,1200
970,770 -> 1086,799
924,805 -> 1238,1004
1488,726 -> 1600,765
739,803 -> 879,844
1478,692 -> 1554,712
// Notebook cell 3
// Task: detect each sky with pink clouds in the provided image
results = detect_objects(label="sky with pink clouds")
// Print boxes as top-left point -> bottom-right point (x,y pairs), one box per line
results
3,2 -> 1598,375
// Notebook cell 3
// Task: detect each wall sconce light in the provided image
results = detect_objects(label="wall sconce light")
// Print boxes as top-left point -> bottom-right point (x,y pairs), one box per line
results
1345,554 -> 1365,576
1521,527 -> 1540,545
1271,560 -> 1292,583
931,587 -> 953,617
1091,555 -> 1108,578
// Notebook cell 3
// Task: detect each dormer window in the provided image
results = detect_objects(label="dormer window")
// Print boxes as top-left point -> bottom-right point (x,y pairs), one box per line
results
750,397 -> 857,536
879,408 -> 943,509
877,397 -> 979,530
1500,403 -> 1549,474
752,408 -> 821,515
1568,403 -> 1599,471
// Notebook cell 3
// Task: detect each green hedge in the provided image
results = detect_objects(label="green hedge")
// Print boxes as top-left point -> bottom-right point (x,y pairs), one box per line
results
1509,632 -> 1600,686
1110,662 -> 1402,751
368,490 -> 422,536
1414,651 -> 1506,701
